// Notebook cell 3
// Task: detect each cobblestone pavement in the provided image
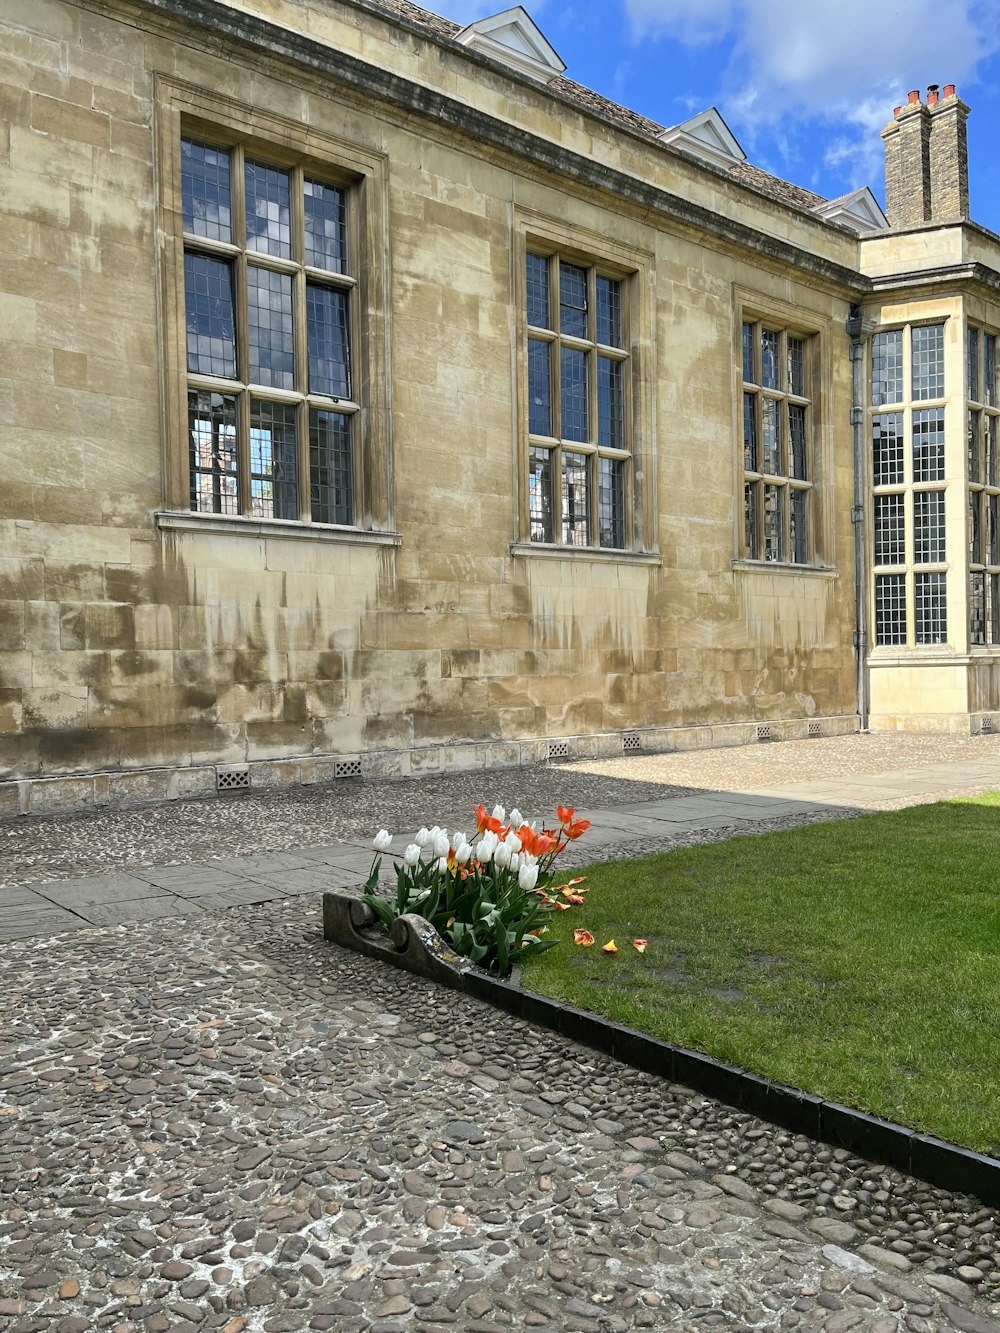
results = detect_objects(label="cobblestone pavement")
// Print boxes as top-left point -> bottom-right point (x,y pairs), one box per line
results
2,897 -> 999,1333
4,732 -> 1000,888
3,733 -> 1000,1332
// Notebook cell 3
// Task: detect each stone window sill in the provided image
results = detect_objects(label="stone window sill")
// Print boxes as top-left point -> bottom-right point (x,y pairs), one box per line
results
731,559 -> 838,579
509,541 -> 662,566
155,511 -> 402,547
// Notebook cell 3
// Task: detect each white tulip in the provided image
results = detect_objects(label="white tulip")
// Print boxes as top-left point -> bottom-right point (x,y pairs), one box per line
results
455,841 -> 473,865
518,862 -> 539,891
403,843 -> 421,867
520,851 -> 538,867
452,831 -> 467,850
491,804 -> 506,823
504,831 -> 522,854
475,836 -> 496,864
372,829 -> 393,852
493,842 -> 511,869
508,852 -> 521,872
509,808 -> 523,827
436,857 -> 449,874
414,827 -> 431,848
432,832 -> 450,859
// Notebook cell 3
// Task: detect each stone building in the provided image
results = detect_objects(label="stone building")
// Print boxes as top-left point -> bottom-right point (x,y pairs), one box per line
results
1,0 -> 999,814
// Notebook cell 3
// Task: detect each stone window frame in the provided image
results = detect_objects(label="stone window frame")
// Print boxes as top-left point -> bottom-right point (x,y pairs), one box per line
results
154,78 -> 395,542
869,320 -> 950,650
737,299 -> 824,569
510,212 -> 658,564
967,322 -> 1000,648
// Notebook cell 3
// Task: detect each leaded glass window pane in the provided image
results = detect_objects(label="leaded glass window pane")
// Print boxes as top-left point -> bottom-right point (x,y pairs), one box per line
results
991,573 -> 1000,643
527,338 -> 551,437
969,409 -> 981,482
874,493 -> 905,565
743,394 -> 758,471
596,276 -> 622,349
559,263 -> 587,339
526,254 -> 550,330
915,571 -> 947,644
529,447 -> 553,543
560,346 -> 588,443
188,390 -> 238,514
763,484 -> 783,561
184,253 -> 236,378
598,457 -> 625,548
969,327 -> 980,401
986,335 -> 997,407
971,570 -> 987,644
871,329 -> 903,407
181,139 -> 232,243
789,404 -> 807,480
249,399 -> 298,520
562,451 -> 590,546
874,574 -> 906,646
872,413 -> 904,486
989,416 -> 999,486
914,490 -> 945,563
307,284 -> 350,398
309,409 -> 352,525
304,179 -> 346,272
911,324 -> 944,401
990,494 -> 999,565
762,398 -> 780,474
970,492 -> 982,564
788,337 -> 805,397
761,328 -> 780,390
913,409 -> 945,482
248,266 -> 295,390
744,482 -> 759,560
742,322 -> 754,384
245,159 -> 292,259
597,356 -> 623,449
790,489 -> 808,564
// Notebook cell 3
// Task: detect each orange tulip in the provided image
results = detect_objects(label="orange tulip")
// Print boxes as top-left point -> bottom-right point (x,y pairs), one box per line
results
556,805 -> 575,826
564,818 -> 590,841
573,929 -> 595,947
550,900 -> 571,911
601,939 -> 618,953
632,939 -> 648,953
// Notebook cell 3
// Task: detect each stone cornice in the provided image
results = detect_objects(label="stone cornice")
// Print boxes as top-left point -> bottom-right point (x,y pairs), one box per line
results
92,0 -> 869,294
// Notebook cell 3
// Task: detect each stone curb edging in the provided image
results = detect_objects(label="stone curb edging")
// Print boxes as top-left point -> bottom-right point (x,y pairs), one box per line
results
322,890 -> 1000,1208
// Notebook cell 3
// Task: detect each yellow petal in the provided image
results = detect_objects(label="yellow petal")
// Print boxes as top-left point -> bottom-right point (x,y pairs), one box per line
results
602,939 -> 618,953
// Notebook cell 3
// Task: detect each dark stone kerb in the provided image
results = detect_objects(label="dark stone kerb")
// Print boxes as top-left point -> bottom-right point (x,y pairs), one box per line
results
123,0 -> 869,294
322,891 -> 1000,1208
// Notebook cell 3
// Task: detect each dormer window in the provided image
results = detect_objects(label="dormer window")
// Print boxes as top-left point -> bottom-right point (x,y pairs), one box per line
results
454,6 -> 565,84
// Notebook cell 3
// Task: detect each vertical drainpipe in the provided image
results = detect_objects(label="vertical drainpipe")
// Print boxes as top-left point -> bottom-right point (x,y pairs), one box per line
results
846,306 -> 872,731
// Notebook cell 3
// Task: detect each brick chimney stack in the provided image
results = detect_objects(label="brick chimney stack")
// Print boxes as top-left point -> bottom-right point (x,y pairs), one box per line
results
928,83 -> 970,220
881,84 -> 970,227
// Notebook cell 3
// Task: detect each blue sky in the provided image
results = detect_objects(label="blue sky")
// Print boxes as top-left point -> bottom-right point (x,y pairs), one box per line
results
433,0 -> 1000,232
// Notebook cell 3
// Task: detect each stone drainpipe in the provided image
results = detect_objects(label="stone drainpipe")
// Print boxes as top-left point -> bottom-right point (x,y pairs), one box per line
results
846,307 -> 875,731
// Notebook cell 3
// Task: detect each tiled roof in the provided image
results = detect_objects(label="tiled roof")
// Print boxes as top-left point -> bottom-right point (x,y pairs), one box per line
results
364,0 -> 829,213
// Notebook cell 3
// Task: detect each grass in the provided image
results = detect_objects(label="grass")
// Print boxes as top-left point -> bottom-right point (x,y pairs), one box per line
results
522,795 -> 1000,1154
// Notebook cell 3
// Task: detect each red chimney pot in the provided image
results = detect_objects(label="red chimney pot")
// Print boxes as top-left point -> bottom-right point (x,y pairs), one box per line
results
943,83 -> 956,98
927,84 -> 939,106
893,105 -> 903,118
907,89 -> 921,104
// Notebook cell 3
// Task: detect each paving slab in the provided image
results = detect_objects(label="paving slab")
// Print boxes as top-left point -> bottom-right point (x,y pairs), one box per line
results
31,872 -> 173,907
73,896 -> 205,925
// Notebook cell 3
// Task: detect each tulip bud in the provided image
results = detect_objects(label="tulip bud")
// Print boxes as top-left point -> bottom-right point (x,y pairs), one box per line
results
414,827 -> 431,848
403,843 -> 421,867
436,856 -> 449,874
491,804 -> 506,823
518,863 -> 539,891
504,832 -> 522,854
509,808 -> 523,827
455,841 -> 473,865
372,829 -> 393,852
493,842 -> 511,869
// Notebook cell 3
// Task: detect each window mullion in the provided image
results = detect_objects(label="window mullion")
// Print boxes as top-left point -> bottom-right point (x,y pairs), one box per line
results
230,146 -> 251,516
291,166 -> 310,522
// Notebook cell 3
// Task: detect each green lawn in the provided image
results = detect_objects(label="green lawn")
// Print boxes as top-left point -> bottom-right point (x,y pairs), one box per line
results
522,795 -> 1000,1154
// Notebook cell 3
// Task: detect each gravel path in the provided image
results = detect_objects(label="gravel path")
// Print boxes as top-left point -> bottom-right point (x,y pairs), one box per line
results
1,898 -> 998,1333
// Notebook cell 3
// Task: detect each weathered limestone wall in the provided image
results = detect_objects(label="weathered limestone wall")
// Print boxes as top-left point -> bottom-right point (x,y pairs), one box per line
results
0,0 -> 861,805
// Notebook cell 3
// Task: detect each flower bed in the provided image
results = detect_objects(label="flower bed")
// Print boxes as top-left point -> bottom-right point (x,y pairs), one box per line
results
361,803 -> 590,976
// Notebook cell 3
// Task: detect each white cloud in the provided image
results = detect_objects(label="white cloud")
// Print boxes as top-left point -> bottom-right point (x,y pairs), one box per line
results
625,0 -> 1000,190
624,0 -> 734,44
